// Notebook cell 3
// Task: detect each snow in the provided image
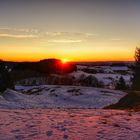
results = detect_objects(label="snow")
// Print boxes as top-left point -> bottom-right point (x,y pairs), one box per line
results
70,70 -> 132,85
93,73 -> 132,85
0,83 -> 138,140
111,66 -> 129,71
0,109 -> 139,140
70,70 -> 90,78
0,85 -> 127,109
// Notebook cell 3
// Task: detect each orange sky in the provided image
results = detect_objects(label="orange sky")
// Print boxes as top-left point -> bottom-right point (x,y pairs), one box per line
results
0,0 -> 139,62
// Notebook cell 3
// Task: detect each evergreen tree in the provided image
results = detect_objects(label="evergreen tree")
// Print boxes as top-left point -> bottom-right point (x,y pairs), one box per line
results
116,76 -> 127,90
132,47 -> 140,90
0,60 -> 14,92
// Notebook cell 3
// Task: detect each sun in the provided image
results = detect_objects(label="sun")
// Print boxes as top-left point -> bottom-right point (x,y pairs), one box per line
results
61,58 -> 69,64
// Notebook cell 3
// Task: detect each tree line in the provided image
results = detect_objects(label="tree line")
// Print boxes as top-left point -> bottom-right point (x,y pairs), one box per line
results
0,48 -> 140,92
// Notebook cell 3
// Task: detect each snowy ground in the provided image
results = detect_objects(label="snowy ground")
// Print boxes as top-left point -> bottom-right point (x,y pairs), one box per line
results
71,70 -> 132,84
0,85 -> 127,109
0,109 -> 140,140
72,65 -> 133,87
0,85 -> 139,140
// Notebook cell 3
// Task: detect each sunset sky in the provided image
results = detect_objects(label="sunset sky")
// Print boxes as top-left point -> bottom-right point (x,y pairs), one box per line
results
0,0 -> 140,62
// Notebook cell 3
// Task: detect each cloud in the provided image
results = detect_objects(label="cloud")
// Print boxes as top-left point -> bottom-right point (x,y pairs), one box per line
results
85,33 -> 98,37
0,27 -> 10,30
0,27 -> 39,33
0,27 -> 39,38
0,33 -> 37,38
45,32 -> 98,38
0,28 -> 97,40
48,39 -> 82,43
46,32 -> 62,36
111,38 -> 122,41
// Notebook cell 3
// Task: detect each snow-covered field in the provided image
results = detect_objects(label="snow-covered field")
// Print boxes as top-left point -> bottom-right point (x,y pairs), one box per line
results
15,65 -> 133,89
1,64 -> 138,140
70,65 -> 133,88
0,109 -> 140,140
71,70 -> 132,84
0,85 -> 127,109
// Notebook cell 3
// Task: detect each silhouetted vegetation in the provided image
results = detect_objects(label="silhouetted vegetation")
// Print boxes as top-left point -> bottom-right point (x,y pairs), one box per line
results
79,75 -> 103,87
116,76 -> 127,90
14,59 -> 77,74
110,63 -> 127,67
0,60 -> 14,92
106,48 -> 140,111
16,75 -> 76,86
0,59 -> 77,89
132,47 -> 140,90
105,91 -> 140,111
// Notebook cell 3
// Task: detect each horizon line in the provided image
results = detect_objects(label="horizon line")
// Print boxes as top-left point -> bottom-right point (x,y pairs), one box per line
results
0,58 -> 135,63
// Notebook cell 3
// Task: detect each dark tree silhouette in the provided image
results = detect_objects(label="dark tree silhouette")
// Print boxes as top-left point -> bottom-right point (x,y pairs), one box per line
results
116,76 -> 127,90
14,59 -> 77,74
0,60 -> 14,92
132,47 -> 140,90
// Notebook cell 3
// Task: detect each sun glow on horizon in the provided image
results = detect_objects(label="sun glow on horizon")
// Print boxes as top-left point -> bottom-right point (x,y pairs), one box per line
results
0,0 -> 139,62
61,58 -> 69,64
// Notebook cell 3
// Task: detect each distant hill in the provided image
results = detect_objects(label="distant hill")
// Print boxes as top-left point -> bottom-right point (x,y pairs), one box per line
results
12,59 -> 77,74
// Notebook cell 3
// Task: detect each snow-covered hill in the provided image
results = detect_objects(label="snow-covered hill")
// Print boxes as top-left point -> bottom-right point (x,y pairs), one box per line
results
70,65 -> 133,89
0,85 -> 127,109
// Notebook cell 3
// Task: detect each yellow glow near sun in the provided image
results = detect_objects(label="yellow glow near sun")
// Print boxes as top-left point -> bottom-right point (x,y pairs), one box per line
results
61,58 -> 69,63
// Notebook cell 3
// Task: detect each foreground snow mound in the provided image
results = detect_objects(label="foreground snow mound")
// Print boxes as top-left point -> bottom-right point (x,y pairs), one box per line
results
0,109 -> 139,140
0,85 -> 127,109
1,89 -> 39,109
3,89 -> 26,101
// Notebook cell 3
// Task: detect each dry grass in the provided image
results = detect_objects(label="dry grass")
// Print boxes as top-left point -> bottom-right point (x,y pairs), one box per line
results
105,91 -> 140,112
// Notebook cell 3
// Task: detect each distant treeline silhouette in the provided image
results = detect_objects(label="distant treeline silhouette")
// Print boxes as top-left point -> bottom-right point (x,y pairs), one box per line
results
0,59 -> 77,91
13,59 -> 77,74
